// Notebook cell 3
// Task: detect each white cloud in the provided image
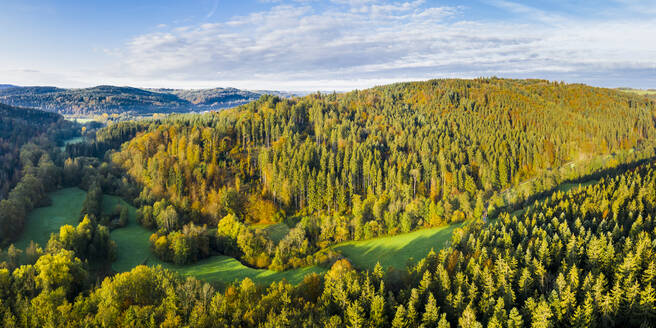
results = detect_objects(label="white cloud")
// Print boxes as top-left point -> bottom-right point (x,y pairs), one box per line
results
14,0 -> 656,90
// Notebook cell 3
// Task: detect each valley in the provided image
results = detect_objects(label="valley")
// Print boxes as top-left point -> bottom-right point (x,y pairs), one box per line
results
2,0 -> 655,324
1,78 -> 655,326
14,185 -> 460,286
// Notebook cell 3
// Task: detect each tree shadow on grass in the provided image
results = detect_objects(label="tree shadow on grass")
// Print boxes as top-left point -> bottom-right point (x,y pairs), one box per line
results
334,224 -> 460,271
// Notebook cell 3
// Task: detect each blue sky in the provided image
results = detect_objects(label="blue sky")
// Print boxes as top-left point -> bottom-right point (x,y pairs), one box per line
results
1,0 -> 655,90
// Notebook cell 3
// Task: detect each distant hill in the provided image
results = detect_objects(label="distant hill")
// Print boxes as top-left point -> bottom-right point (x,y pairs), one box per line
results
0,84 -> 18,89
0,85 -> 287,115
0,102 -> 62,123
0,102 -> 70,198
149,87 -> 262,110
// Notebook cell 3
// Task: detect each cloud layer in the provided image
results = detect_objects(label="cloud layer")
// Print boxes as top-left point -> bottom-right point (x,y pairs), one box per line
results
8,0 -> 656,90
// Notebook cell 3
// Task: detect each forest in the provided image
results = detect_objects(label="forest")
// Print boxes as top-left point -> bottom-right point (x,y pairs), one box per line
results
0,78 -> 655,327
0,103 -> 77,199
107,78 -> 656,270
3,155 -> 653,327
0,86 -> 264,116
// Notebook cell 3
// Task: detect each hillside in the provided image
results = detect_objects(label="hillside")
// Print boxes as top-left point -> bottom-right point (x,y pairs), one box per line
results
2,79 -> 656,327
106,78 -> 656,271
0,103 -> 74,198
152,87 -> 262,108
2,78 -> 656,328
0,85 -> 267,116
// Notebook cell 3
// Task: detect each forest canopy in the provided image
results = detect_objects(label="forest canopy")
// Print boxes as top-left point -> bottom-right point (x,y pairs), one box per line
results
105,78 -> 656,268
1,78 -> 656,327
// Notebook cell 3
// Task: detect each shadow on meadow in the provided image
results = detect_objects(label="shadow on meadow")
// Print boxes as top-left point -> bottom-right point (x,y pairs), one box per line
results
333,224 -> 460,271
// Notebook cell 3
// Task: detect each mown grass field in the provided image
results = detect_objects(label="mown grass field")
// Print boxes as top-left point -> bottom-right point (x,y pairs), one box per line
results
556,179 -> 599,192
332,224 -> 460,271
618,88 -> 656,97
140,222 -> 462,285
14,188 -> 86,249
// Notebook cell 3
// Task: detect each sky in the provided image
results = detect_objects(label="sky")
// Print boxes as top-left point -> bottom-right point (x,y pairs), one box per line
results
1,0 -> 655,91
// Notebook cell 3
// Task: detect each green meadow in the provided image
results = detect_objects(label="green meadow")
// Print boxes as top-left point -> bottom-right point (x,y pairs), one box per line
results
509,179 -> 599,218
14,188 -> 86,249
555,179 -> 599,193
19,187 -> 461,286
112,212 -> 460,285
252,222 -> 290,244
60,136 -> 85,150
15,188 -> 145,252
145,255 -> 326,286
332,224 -> 460,271
618,88 -> 656,97
109,200 -> 327,285
106,195 -> 154,272
136,223 -> 461,285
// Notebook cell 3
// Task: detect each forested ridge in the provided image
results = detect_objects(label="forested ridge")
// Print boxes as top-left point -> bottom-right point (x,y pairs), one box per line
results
0,85 -> 264,116
107,78 -> 656,269
1,78 -> 656,327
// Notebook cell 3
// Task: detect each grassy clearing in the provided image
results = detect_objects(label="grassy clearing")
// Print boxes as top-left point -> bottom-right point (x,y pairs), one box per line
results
556,179 -> 599,193
252,222 -> 290,244
15,188 -> 86,249
14,187 -> 151,272
17,188 -> 459,286
106,196 -> 153,272
333,224 -> 460,271
110,203 -> 324,285
20,190 -> 461,286
147,222 -> 462,285
144,222 -> 463,285
63,116 -> 98,124
145,255 -> 326,286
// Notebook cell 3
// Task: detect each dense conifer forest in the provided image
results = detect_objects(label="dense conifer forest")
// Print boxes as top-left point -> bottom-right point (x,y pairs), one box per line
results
107,78 -> 656,269
1,78 -> 656,327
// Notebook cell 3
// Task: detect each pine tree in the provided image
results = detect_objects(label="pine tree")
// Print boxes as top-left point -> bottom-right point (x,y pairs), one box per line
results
391,305 -> 407,328
458,305 -> 482,328
346,300 -> 363,328
437,314 -> 450,328
531,300 -> 554,328
422,293 -> 440,326
638,283 -> 656,324
370,295 -> 386,327
507,307 -> 523,328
